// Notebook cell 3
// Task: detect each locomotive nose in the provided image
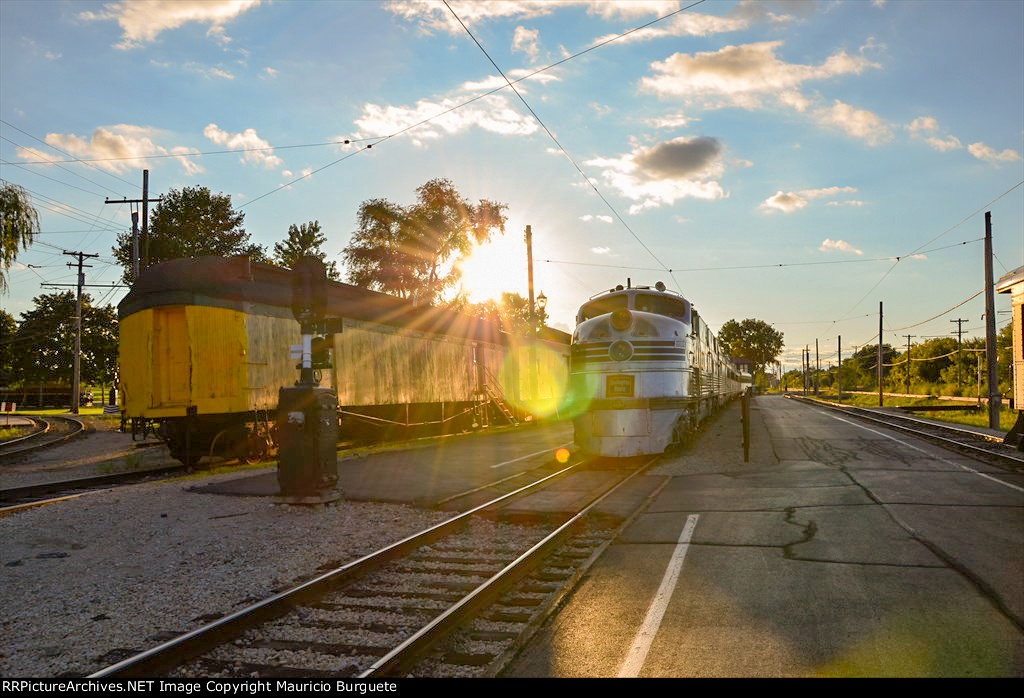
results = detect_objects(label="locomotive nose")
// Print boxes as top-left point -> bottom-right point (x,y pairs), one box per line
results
610,308 -> 632,331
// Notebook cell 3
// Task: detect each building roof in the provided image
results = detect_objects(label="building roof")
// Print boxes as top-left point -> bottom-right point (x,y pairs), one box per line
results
996,265 -> 1024,294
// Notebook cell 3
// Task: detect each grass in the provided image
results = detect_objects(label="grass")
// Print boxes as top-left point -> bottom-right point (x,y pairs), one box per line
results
0,426 -> 32,440
804,392 -> 1019,431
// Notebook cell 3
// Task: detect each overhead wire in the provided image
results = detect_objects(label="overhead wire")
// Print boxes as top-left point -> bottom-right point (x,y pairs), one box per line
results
442,0 -> 682,293
238,0 -> 707,212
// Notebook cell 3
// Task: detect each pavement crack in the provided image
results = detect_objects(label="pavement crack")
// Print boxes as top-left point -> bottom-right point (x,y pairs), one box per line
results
781,506 -> 817,560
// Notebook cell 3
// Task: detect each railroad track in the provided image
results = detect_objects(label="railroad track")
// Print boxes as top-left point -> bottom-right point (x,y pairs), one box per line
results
0,414 -> 86,460
89,455 -> 662,679
786,395 -> 1024,470
0,465 -> 189,515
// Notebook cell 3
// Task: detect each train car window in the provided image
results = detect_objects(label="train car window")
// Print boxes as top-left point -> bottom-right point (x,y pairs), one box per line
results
634,294 -> 689,322
580,295 -> 628,321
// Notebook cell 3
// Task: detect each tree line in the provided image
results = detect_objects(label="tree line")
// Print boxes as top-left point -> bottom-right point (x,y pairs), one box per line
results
0,179 -> 544,389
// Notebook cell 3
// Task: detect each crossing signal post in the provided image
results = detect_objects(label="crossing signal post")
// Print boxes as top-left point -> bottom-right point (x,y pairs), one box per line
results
276,257 -> 344,505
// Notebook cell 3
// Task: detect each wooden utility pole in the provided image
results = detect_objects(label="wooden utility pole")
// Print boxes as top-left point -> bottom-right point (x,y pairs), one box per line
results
837,335 -> 842,402
951,318 -> 967,388
64,250 -> 99,414
814,339 -> 820,395
983,211 -> 1001,428
878,301 -> 884,407
104,169 -> 160,276
525,225 -> 535,326
904,334 -> 916,395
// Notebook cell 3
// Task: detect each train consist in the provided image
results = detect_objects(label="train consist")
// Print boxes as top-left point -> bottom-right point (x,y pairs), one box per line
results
118,256 -> 569,465
570,281 -> 746,457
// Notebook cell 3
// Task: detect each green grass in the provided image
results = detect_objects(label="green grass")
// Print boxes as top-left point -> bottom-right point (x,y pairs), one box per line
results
806,392 -> 1018,431
0,426 -> 32,440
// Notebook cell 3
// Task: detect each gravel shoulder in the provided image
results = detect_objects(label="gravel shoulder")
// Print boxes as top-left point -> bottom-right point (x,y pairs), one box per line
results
0,470 -> 451,677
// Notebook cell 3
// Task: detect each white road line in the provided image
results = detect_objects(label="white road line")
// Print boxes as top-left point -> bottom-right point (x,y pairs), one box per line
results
618,513 -> 699,678
488,442 -> 571,469
825,412 -> 1024,494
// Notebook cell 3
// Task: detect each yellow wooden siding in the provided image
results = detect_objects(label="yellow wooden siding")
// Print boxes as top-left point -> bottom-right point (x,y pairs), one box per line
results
119,309 -> 154,416
332,319 -> 477,405
186,305 -> 248,414
122,304 -> 568,416
245,312 -> 302,410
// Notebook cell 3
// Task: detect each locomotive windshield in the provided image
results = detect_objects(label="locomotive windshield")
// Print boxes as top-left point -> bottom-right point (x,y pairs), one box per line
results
579,295 -> 628,321
634,294 -> 689,322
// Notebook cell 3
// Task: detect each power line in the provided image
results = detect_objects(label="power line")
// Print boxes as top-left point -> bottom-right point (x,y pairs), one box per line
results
442,0 -> 678,292
239,1 -> 705,211
0,120 -> 136,191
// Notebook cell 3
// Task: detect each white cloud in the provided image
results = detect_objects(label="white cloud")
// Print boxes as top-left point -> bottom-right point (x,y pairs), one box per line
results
800,186 -> 857,199
584,136 -> 727,213
262,67 -> 278,79
910,254 -> 927,260
646,113 -> 693,129
591,10 -> 747,44
15,124 -> 202,175
203,123 -> 283,169
813,100 -> 891,146
761,186 -> 858,212
512,26 -> 539,60
591,246 -> 612,255
907,116 -> 961,152
968,142 -> 1021,163
353,94 -> 538,146
580,215 -> 613,223
459,68 -> 559,93
825,199 -> 866,207
760,191 -> 807,213
81,0 -> 262,49
384,0 -> 558,34
819,238 -> 863,255
640,41 -> 879,109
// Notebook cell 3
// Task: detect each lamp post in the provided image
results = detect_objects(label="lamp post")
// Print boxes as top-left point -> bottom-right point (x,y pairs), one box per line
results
535,291 -> 547,331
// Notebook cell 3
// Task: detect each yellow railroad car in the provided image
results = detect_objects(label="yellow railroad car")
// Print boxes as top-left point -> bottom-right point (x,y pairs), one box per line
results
119,256 -> 570,465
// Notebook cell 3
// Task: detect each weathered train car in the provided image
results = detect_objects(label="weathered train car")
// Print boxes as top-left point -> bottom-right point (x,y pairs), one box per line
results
118,256 -> 570,464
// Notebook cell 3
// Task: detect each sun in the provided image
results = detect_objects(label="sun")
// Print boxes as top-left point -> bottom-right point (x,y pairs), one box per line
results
457,233 -> 528,303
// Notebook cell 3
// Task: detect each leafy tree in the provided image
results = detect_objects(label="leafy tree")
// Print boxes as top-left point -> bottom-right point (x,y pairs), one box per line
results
461,292 -> 548,334
113,186 -> 267,283
273,220 -> 339,280
8,292 -> 118,386
1,183 -> 40,293
0,309 -> 16,384
718,318 -> 784,377
342,179 -> 507,304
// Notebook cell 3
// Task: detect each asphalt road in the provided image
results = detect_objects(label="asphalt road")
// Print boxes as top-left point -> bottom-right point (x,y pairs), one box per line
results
506,394 -> 1024,677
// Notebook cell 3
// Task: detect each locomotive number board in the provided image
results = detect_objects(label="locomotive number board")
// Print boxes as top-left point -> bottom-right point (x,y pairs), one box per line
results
606,374 -> 635,398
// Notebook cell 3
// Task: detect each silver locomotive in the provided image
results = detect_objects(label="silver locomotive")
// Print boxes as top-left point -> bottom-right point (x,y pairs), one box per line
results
570,282 -> 745,457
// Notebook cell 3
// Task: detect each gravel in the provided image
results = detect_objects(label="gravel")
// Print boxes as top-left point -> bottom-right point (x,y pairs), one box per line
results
0,469 -> 451,677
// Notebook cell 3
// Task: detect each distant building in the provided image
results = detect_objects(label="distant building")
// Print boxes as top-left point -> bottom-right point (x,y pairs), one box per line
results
996,265 -> 1023,448
731,357 -> 753,383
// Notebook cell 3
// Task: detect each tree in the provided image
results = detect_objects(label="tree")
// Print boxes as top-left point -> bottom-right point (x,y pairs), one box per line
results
717,318 -> 784,377
113,186 -> 267,283
273,220 -> 339,280
342,179 -> 507,304
0,309 -> 16,384
8,292 -> 118,386
1,183 -> 40,293
461,292 -> 548,334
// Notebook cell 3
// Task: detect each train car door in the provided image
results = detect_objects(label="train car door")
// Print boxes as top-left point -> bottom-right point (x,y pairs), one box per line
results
153,306 -> 190,406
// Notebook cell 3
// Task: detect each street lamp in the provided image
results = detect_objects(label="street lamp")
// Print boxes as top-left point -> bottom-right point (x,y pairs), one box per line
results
536,291 -> 547,330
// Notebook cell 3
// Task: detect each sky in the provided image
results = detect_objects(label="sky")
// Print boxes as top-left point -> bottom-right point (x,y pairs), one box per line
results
1,0 -> 1022,372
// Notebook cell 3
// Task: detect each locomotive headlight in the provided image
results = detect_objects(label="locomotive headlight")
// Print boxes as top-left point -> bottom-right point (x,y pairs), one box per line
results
610,308 -> 632,331
609,340 -> 634,361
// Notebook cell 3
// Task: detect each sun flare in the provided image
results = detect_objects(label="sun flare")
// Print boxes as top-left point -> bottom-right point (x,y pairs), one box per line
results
457,233 -> 529,303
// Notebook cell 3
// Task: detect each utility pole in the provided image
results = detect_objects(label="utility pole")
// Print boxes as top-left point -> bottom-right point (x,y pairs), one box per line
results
104,169 -> 161,277
814,339 -> 820,395
837,335 -> 842,402
524,225 -> 537,411
983,211 -> 1001,428
904,334 -> 916,395
950,318 -> 967,389
64,250 -> 99,414
878,301 -> 884,407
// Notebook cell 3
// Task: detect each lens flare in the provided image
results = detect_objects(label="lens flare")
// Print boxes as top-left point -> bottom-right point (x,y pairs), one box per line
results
554,447 -> 571,464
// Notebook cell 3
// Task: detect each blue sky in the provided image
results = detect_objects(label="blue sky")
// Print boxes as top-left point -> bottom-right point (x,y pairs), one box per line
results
2,0 -> 1022,371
